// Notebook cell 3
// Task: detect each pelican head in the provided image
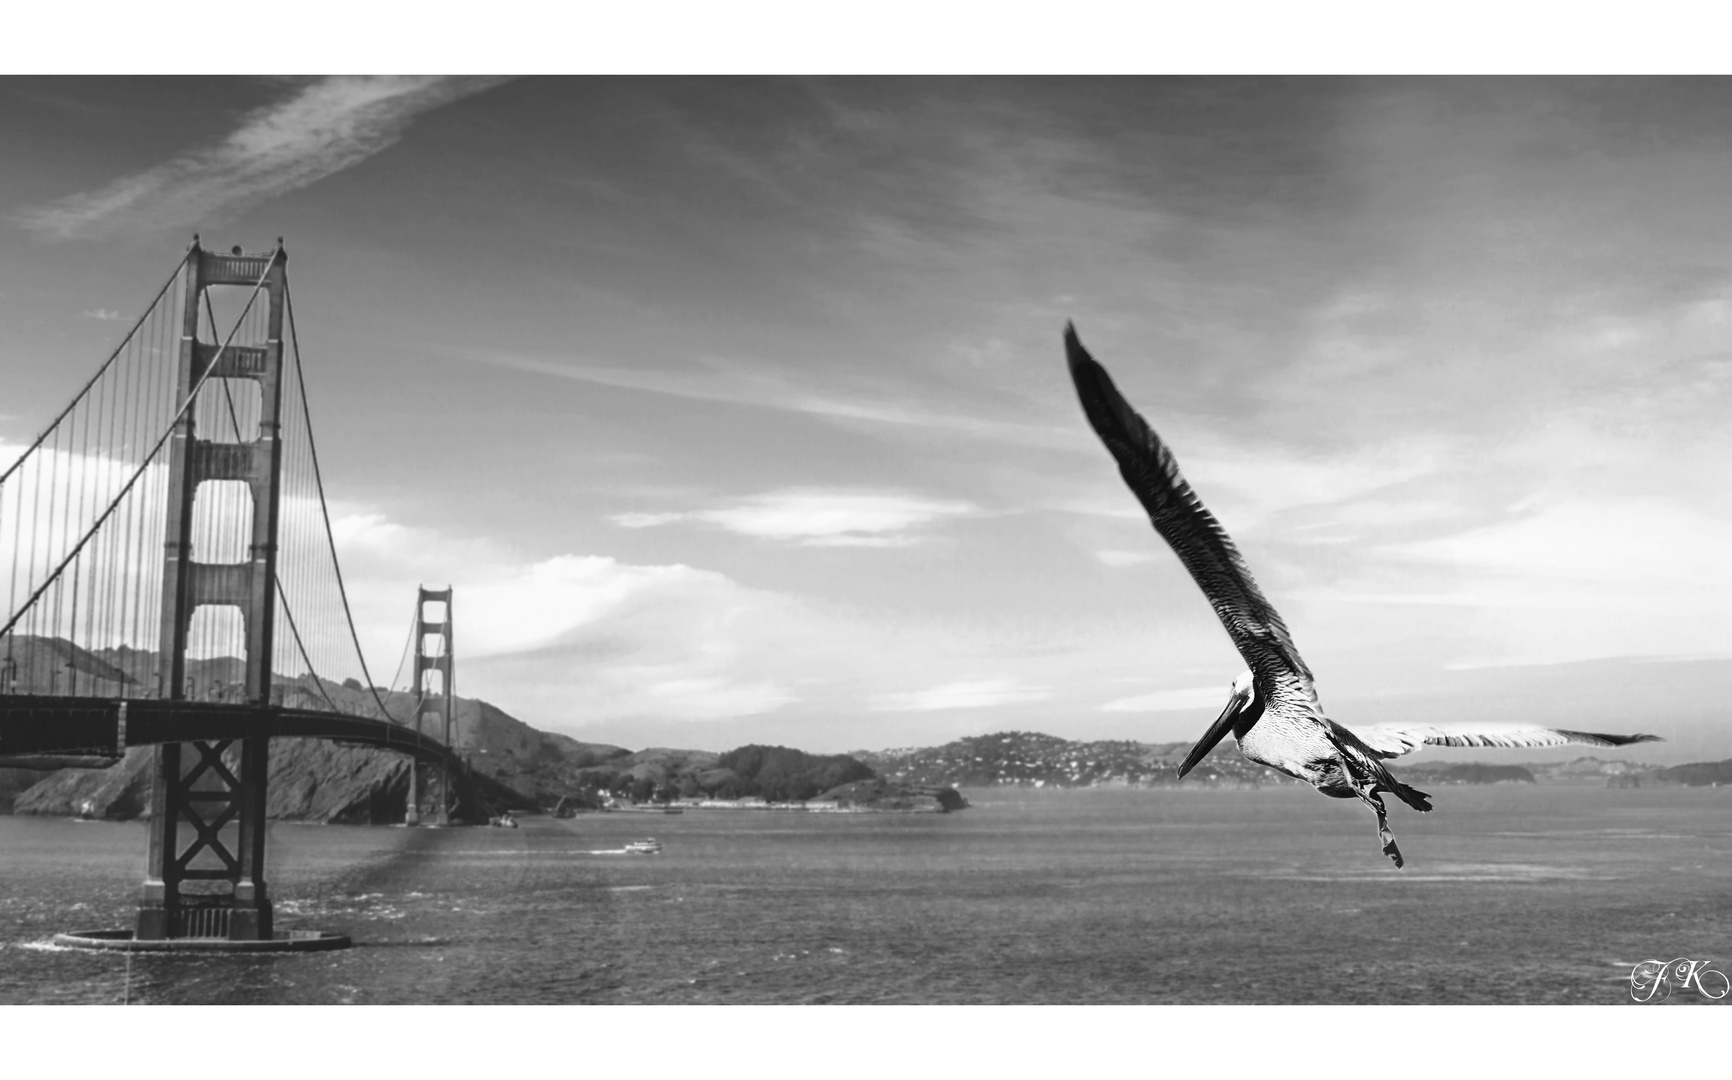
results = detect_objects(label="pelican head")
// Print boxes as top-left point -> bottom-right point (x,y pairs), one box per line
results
1177,670 -> 1257,778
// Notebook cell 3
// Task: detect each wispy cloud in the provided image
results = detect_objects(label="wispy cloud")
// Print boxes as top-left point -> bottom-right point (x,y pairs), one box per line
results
1176,432 -> 1451,532
20,76 -> 509,240
869,678 -> 1051,712
613,488 -> 979,547
468,350 -> 1083,451
80,308 -> 120,321
612,512 -> 685,529
1101,686 -> 1226,713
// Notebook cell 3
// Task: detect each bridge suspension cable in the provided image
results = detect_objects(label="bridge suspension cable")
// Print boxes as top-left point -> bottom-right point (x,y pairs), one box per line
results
0,250 -> 272,696
272,278 -> 407,724
0,244 -> 414,725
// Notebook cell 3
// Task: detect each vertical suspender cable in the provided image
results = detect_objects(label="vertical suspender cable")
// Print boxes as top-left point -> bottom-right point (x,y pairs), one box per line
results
283,282 -> 402,725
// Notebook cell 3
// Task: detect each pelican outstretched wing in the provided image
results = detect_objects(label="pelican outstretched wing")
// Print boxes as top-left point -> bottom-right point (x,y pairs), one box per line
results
1065,324 -> 1313,688
1349,723 -> 1663,760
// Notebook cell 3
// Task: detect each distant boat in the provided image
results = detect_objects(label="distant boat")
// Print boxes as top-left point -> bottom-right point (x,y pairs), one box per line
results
623,838 -> 662,854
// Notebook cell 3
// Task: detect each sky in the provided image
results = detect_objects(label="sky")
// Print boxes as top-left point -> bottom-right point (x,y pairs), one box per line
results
2,75 -> 1728,760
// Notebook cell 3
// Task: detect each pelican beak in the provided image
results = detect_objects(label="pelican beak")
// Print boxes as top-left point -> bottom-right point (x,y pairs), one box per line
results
1177,691 -> 1246,778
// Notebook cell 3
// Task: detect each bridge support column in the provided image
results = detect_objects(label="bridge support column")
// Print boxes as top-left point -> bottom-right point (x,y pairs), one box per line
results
412,587 -> 455,825
135,239 -> 287,943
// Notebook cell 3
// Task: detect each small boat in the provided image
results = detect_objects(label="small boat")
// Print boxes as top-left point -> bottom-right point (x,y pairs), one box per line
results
622,838 -> 662,854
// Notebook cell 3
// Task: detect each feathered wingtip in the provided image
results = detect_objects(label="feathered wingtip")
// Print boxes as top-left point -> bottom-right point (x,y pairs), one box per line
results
1063,321 -> 1095,378
1559,730 -> 1664,747
1063,322 -> 1144,446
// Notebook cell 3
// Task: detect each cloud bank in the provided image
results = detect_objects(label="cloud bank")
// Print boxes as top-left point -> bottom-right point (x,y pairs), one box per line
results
614,488 -> 978,547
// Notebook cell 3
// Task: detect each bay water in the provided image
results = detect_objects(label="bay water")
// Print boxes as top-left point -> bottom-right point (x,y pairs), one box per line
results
2,785 -> 1727,1004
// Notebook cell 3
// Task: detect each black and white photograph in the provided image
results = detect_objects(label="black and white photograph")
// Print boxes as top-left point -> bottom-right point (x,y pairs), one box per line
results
2,19 -> 1728,1037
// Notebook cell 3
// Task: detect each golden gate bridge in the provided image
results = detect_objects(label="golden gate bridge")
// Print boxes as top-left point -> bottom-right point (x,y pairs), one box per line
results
0,239 -> 476,951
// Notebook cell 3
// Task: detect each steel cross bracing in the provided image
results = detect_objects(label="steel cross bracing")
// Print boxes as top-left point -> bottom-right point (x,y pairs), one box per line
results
0,239 -> 475,943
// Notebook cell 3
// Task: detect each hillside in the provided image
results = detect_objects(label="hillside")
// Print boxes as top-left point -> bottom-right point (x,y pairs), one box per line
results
1516,756 -> 1716,787
13,740 -> 445,822
1608,758 -> 1732,788
555,744 -> 884,805
855,730 -> 1299,789
1394,762 -> 1535,785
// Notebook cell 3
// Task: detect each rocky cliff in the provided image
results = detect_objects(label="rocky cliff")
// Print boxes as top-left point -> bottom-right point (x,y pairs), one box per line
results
12,740 -> 417,822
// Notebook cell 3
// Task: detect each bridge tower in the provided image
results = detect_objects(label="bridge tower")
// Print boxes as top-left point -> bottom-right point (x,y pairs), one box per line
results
406,587 -> 455,826
136,239 -> 286,942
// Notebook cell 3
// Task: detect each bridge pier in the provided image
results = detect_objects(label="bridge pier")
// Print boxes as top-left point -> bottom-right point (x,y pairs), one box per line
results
134,736 -> 272,942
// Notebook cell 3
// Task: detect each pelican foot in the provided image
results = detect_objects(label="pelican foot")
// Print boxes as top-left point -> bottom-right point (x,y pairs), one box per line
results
1379,825 -> 1404,869
1354,786 -> 1406,868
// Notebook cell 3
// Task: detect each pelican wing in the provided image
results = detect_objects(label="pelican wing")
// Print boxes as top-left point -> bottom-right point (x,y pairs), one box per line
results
1066,325 -> 1313,688
1349,723 -> 1663,760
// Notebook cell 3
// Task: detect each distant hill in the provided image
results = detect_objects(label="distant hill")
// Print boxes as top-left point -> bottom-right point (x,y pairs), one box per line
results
854,730 -> 1298,789
1393,762 -> 1534,785
1,635 -> 137,695
820,778 -> 968,812
555,743 -> 879,805
1652,759 -> 1732,786
714,745 -> 875,801
1607,758 -> 1732,788
1516,756 -> 1707,787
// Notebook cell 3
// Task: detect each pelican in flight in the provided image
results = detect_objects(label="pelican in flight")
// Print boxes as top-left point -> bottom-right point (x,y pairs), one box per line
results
1064,325 -> 1661,867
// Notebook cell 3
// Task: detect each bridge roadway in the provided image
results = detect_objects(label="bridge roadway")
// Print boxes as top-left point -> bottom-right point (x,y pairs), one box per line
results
0,694 -> 465,772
